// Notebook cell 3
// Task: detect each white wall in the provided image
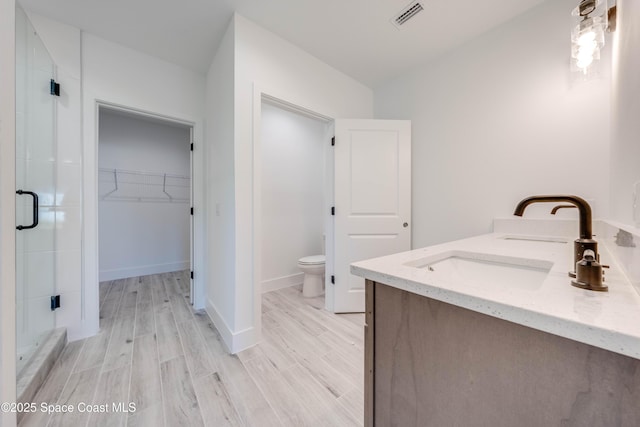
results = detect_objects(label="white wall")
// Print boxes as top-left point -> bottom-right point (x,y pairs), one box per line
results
0,0 -> 17,421
260,102 -> 326,292
83,33 -> 206,331
235,14 -> 373,350
205,13 -> 373,352
24,12 -> 206,340
374,0 -> 611,248
205,17 -> 236,346
610,0 -> 640,227
98,110 -> 191,281
83,33 -> 206,321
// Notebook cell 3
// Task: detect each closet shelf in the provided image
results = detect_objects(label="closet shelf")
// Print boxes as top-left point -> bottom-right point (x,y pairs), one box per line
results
99,168 -> 190,203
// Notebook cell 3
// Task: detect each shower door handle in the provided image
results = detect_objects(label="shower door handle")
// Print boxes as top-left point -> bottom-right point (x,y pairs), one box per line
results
16,190 -> 39,230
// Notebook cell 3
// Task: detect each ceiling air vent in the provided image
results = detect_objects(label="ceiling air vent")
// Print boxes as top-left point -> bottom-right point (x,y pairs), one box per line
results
391,1 -> 425,29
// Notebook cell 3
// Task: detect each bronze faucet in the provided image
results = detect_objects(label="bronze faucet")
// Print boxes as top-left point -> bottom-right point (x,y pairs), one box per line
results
513,195 -> 607,291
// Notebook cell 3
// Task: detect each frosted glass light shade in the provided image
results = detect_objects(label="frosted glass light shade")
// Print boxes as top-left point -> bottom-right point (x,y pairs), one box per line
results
571,16 -> 606,73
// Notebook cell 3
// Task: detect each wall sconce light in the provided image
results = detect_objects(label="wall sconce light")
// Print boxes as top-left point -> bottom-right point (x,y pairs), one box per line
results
571,0 -> 617,75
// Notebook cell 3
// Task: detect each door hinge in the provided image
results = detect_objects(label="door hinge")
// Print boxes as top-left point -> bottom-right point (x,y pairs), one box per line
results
50,295 -> 61,311
331,275 -> 335,284
190,143 -> 194,151
331,136 -> 335,146
190,207 -> 194,215
331,206 -> 335,216
50,79 -> 60,96
190,271 -> 194,280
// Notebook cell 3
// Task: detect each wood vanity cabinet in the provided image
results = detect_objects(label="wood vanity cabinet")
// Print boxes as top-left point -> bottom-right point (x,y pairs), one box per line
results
364,279 -> 640,427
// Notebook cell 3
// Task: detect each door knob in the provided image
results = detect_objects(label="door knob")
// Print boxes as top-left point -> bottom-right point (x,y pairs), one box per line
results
403,222 -> 409,228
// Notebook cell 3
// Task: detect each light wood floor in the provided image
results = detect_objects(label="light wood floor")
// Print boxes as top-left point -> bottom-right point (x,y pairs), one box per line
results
19,271 -> 365,427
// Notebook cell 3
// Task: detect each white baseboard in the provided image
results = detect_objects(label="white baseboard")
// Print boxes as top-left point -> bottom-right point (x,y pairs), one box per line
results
205,299 -> 258,354
262,273 -> 303,294
99,261 -> 189,281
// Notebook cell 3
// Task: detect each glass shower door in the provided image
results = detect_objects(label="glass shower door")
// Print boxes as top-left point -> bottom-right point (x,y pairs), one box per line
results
15,7 -> 57,375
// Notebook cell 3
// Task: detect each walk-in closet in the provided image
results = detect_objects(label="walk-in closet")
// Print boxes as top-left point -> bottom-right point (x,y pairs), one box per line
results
98,107 -> 192,290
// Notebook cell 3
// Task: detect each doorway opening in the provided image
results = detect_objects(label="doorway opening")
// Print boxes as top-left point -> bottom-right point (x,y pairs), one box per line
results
97,105 -> 194,328
253,93 -> 336,346
259,100 -> 332,297
253,91 -> 411,345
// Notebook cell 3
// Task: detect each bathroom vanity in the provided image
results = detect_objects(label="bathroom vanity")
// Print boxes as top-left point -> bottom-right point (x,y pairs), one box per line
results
352,229 -> 640,426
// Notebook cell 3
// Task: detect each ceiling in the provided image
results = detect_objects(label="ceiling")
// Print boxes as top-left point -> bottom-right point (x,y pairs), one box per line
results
19,0 -> 547,88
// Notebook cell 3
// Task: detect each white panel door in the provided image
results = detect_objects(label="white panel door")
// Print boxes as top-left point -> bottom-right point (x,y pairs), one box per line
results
332,119 -> 411,312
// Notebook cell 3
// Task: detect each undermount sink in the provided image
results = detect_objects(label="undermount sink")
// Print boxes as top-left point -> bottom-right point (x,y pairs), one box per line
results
404,251 -> 553,291
499,235 -> 568,244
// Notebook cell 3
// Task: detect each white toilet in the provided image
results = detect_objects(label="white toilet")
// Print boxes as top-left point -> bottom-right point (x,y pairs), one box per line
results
298,255 -> 325,297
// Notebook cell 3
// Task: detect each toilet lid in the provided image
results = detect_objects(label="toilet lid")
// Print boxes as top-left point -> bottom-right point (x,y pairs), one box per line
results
299,255 -> 325,265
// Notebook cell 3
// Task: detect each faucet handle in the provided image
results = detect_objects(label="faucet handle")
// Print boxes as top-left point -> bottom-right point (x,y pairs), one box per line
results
571,250 -> 608,292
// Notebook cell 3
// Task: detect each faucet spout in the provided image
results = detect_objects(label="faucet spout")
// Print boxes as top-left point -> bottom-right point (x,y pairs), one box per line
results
550,205 -> 577,215
513,195 -> 592,239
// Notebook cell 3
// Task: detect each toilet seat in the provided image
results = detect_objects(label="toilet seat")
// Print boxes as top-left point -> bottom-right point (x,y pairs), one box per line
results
298,255 -> 325,265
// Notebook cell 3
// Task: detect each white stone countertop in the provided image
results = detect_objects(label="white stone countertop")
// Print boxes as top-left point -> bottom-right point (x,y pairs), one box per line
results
351,232 -> 640,360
